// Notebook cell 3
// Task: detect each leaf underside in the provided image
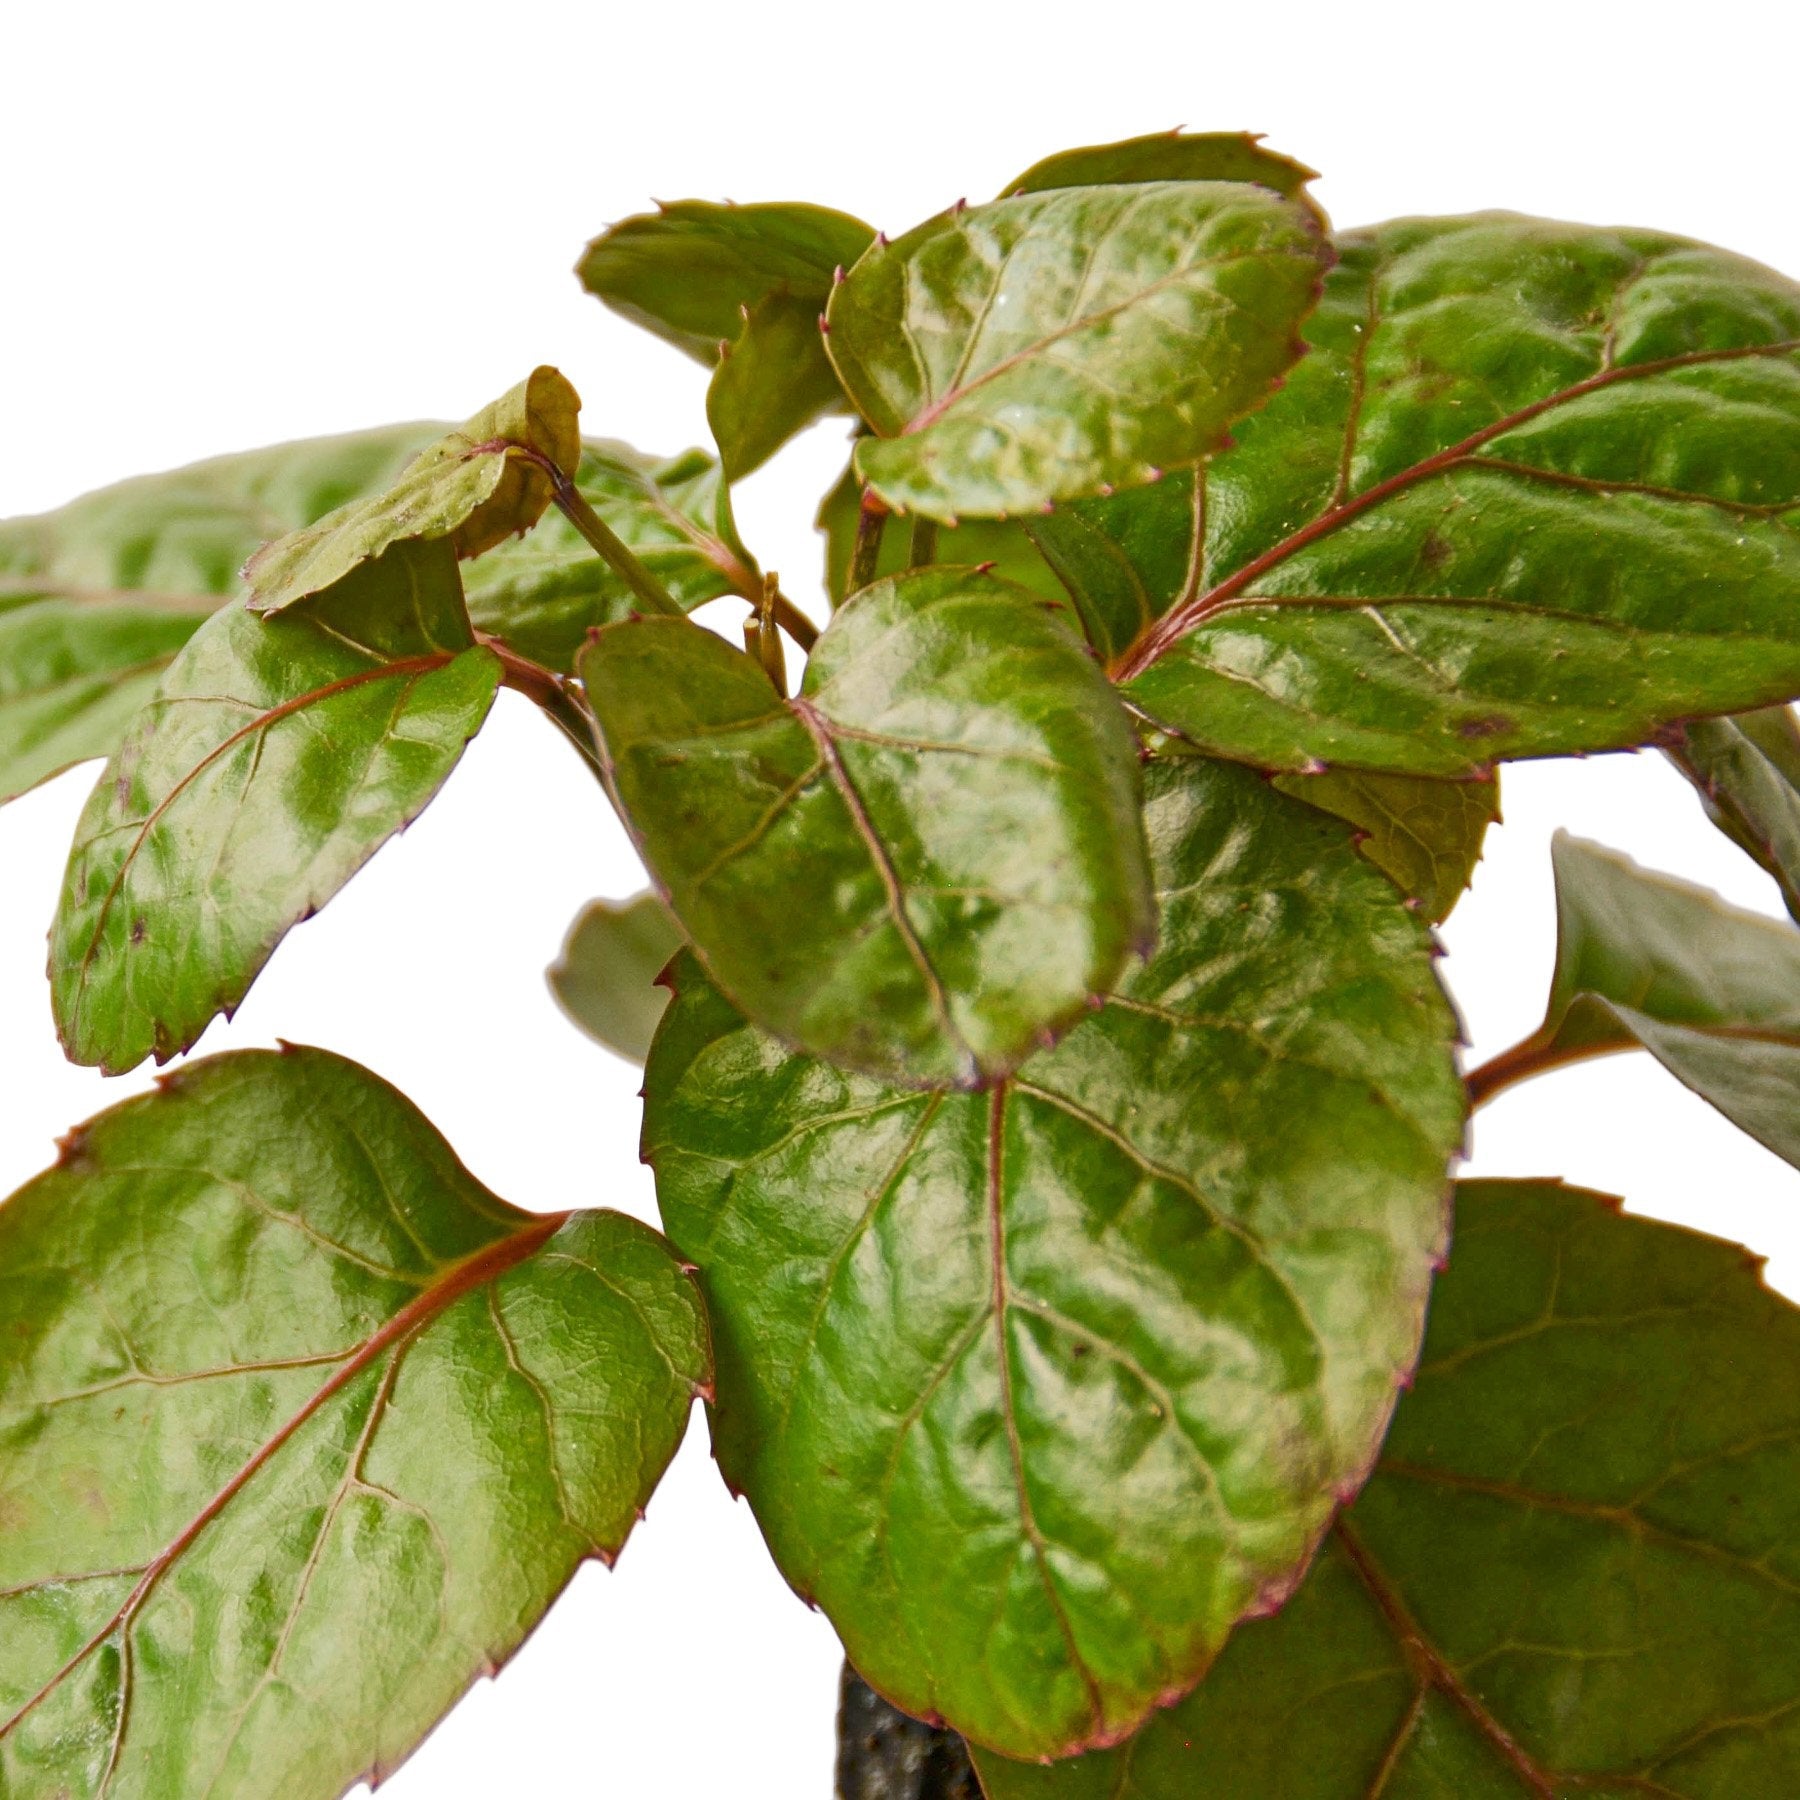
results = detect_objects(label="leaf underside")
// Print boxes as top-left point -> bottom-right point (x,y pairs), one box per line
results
643,754 -> 1462,1760
548,890 -> 683,1064
1668,705 -> 1800,922
0,1046 -> 709,1800
1001,131 -> 1320,206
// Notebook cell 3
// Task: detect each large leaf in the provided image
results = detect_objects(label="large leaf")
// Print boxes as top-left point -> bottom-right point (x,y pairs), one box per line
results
1668,705 -> 1800,921
51,537 -> 499,1073
643,754 -> 1463,1759
0,425 -> 438,801
1469,833 -> 1800,1167
244,368 -> 582,614
975,1179 -> 1800,1798
548,890 -> 683,1064
0,1045 -> 709,1799
1114,214 -> 1800,775
1003,130 -> 1320,207
825,182 -> 1327,522
582,568 -> 1153,1088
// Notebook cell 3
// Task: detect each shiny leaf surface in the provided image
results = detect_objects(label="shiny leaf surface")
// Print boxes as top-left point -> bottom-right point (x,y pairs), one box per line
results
826,182 -> 1327,521
644,755 -> 1462,1758
707,290 -> 850,481
245,368 -> 581,614
584,568 -> 1153,1087
1003,130 -> 1319,206
1472,834 -> 1800,1167
975,1180 -> 1800,1798
548,890 -> 683,1064
1669,706 -> 1800,921
52,537 -> 499,1073
1118,215 -> 1800,774
0,1046 -> 709,1799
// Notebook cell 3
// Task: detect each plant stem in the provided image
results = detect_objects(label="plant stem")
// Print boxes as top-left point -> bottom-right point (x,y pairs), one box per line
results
477,633 -> 606,782
1464,1031 -> 1608,1109
537,461 -> 682,619
847,489 -> 888,599
909,516 -> 939,568
768,588 -> 819,652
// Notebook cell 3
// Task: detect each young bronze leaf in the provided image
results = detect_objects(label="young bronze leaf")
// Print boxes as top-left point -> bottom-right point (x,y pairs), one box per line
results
642,755 -> 1462,1759
51,537 -> 499,1073
1669,705 -> 1800,921
1116,215 -> 1800,774
1470,834 -> 1800,1167
975,1180 -> 1800,1798
0,425 -> 439,802
1002,129 -> 1320,208
582,569 -> 1152,1088
244,367 -> 581,614
548,890 -> 683,1064
825,182 -> 1328,522
0,1046 -> 709,1800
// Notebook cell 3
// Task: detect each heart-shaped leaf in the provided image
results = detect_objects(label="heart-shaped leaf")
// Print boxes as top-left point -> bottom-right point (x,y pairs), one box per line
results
1471,833 -> 1800,1168
244,368 -> 581,615
975,1179 -> 1800,1797
1115,215 -> 1800,774
581,568 -> 1153,1088
1002,130 -> 1320,206
0,425 -> 439,802
825,182 -> 1328,522
0,1045 -> 709,1799
51,536 -> 499,1073
642,754 -> 1462,1759
548,890 -> 683,1064
1669,705 -> 1800,922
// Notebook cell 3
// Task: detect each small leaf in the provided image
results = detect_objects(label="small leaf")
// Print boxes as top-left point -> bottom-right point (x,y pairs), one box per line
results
1002,129 -> 1320,206
1668,705 -> 1800,921
1271,768 -> 1499,922
707,290 -> 851,482
51,537 -> 499,1073
1117,215 -> 1800,774
548,890 -> 683,1064
577,199 -> 875,364
0,425 -> 439,801
1471,833 -> 1800,1168
975,1180 -> 1800,1798
643,755 -> 1462,1759
837,1666 -> 981,1800
244,368 -> 582,614
582,569 -> 1153,1087
0,1045 -> 708,1799
826,181 -> 1328,522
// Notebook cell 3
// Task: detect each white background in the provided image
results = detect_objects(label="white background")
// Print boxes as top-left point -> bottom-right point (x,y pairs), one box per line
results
4,2 -> 1800,1792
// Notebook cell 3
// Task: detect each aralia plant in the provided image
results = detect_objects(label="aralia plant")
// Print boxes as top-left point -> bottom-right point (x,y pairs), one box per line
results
3,129 -> 1800,1799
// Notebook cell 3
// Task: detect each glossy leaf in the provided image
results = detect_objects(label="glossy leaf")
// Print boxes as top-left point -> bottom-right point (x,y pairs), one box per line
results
0,425 -> 438,801
1117,215 -> 1800,775
826,182 -> 1327,521
51,537 -> 499,1073
1669,705 -> 1800,921
1471,833 -> 1800,1167
1003,130 -> 1319,207
975,1179 -> 1800,1798
643,754 -> 1463,1758
583,568 -> 1153,1088
838,1666 -> 981,1800
1271,768 -> 1499,922
548,890 -> 683,1064
245,368 -> 582,614
707,290 -> 850,481
0,1045 -> 709,1799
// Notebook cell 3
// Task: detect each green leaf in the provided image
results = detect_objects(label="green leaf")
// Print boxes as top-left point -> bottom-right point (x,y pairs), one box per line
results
1668,705 -> 1800,921
643,754 -> 1463,1759
463,439 -> 759,671
825,182 -> 1328,522
1115,215 -> 1800,775
1271,768 -> 1499,923
975,1179 -> 1800,1798
244,368 -> 582,614
577,199 -> 876,364
51,537 -> 499,1074
1471,833 -> 1800,1168
707,290 -> 849,481
0,1045 -> 709,1799
0,425 -> 439,801
548,890 -> 683,1064
838,1666 -> 982,1800
582,568 -> 1153,1088
1002,130 -> 1320,205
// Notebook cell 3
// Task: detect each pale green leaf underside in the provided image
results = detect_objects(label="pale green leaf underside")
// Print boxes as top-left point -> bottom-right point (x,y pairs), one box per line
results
583,568 -> 1154,1088
1669,706 -> 1800,922
827,181 -> 1326,521
1002,131 -> 1319,205
0,1046 -> 709,1800
976,1180 -> 1800,1798
1118,214 -> 1800,775
707,290 -> 849,482
644,755 -> 1462,1760
548,890 -> 683,1064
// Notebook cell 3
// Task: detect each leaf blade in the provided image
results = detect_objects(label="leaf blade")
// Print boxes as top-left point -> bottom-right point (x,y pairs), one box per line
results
548,890 -> 683,1064
1668,706 -> 1800,921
